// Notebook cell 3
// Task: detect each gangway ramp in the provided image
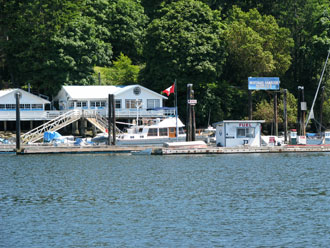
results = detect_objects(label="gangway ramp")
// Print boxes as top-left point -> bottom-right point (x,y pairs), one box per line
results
21,110 -> 81,144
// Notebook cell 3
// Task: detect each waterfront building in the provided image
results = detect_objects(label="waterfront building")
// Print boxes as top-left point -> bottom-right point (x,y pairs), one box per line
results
214,120 -> 265,147
0,88 -> 51,131
53,85 -> 173,118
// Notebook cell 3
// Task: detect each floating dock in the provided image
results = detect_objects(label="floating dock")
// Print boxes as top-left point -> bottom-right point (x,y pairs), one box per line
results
2,144 -> 330,155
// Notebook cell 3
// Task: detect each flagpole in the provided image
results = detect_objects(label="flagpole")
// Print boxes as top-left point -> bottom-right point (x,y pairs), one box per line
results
175,79 -> 179,142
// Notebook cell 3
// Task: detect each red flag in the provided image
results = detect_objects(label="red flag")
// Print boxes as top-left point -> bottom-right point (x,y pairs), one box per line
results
162,83 -> 175,96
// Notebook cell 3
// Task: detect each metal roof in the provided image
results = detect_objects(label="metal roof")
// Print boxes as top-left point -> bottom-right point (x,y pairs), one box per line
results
62,85 -> 167,100
0,88 -> 50,104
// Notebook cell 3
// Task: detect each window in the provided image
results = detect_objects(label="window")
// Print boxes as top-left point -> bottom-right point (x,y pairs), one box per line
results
77,101 -> 87,108
115,100 -> 121,109
125,99 -> 142,109
179,127 -> 185,134
20,104 -> 31,110
147,99 -> 160,109
0,104 -> 5,109
147,128 -> 158,136
100,101 -> 106,107
159,128 -> 168,136
236,127 -> 255,138
32,104 -> 43,109
6,104 -> 16,109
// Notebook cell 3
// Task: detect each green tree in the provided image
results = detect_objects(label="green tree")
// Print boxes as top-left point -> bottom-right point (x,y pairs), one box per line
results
93,53 -> 140,85
224,6 -> 294,87
1,0 -> 112,94
142,0 -> 226,92
253,90 -> 297,124
85,0 -> 148,63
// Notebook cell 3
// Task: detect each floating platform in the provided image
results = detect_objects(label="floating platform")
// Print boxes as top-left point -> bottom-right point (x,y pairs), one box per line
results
2,144 -> 330,155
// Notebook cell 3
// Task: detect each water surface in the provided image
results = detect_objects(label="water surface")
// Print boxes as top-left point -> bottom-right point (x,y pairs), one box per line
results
1,153 -> 330,247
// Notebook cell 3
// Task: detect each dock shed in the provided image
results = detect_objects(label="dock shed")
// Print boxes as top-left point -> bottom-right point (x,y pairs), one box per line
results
214,120 -> 265,147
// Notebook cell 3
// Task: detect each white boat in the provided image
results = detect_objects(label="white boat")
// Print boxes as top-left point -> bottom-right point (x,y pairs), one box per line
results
116,117 -> 186,145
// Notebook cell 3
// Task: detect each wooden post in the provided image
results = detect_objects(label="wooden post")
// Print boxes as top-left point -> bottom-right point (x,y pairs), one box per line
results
248,90 -> 252,120
15,92 -> 21,152
191,89 -> 196,141
283,89 -> 288,143
110,94 -> 116,145
274,92 -> 278,136
186,84 -> 193,141
297,87 -> 301,135
108,94 -> 112,145
319,86 -> 325,135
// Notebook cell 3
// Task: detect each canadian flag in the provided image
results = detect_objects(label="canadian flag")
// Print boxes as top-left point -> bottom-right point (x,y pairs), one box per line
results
162,83 -> 175,96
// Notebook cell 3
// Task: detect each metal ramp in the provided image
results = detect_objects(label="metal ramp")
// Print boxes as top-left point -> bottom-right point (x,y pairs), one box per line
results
21,110 -> 81,144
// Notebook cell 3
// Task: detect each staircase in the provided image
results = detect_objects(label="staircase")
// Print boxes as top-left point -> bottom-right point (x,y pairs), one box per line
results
21,110 -> 122,144
86,114 -> 108,133
21,110 -> 81,144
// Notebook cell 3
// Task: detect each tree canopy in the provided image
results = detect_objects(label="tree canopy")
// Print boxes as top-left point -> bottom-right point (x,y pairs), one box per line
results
1,0 -> 330,129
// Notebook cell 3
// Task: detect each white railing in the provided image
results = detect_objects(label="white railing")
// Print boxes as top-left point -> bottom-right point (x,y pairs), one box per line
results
21,110 -> 81,144
0,108 -> 175,121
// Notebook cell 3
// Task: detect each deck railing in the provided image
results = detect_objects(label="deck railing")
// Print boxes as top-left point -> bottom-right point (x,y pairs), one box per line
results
0,108 -> 176,121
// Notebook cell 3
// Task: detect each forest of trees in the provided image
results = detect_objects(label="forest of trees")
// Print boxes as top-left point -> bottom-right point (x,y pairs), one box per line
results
1,0 -> 330,130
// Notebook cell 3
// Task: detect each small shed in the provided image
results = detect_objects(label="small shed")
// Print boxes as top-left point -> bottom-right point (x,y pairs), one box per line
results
214,120 -> 265,147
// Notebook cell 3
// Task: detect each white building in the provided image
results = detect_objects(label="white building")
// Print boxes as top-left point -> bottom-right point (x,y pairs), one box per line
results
214,120 -> 265,147
0,88 -> 51,121
53,85 -> 174,118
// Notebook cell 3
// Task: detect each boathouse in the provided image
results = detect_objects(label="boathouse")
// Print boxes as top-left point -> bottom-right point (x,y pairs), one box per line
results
53,85 -> 173,118
214,120 -> 265,147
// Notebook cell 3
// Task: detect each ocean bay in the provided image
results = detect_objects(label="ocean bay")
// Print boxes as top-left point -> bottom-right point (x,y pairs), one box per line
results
1,153 -> 329,247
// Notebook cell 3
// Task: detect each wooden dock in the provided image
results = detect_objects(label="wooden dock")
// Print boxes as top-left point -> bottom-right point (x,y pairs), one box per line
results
2,144 -> 330,155
158,145 -> 330,155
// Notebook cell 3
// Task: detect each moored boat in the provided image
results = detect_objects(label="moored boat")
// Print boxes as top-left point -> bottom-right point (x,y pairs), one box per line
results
116,117 -> 186,145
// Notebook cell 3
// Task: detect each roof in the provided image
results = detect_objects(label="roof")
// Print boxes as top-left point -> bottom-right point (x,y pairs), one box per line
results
213,120 -> 265,125
0,88 -> 50,104
61,85 -> 167,100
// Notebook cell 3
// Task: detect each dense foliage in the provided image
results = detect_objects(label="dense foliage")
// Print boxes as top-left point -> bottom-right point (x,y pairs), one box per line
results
1,0 -> 330,129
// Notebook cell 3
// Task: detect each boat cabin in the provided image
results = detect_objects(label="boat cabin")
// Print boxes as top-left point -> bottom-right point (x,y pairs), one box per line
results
214,120 -> 265,147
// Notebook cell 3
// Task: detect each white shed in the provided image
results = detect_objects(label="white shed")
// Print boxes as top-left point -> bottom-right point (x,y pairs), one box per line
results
214,120 -> 265,147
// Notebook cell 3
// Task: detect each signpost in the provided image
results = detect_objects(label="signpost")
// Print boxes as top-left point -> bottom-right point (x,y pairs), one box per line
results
248,77 -> 280,90
248,77 -> 281,137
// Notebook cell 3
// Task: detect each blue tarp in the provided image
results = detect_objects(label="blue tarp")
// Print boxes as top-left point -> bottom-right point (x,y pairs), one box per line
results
306,133 -> 317,137
43,131 -> 62,142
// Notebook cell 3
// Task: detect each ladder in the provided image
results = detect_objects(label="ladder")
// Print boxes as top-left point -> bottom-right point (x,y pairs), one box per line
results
21,110 -> 81,144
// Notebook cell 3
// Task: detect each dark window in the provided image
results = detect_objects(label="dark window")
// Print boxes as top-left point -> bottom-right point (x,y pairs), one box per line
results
147,128 -> 158,136
159,128 -> 168,136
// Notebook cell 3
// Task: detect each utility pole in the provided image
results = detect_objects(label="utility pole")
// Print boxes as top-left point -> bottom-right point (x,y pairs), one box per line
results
274,92 -> 278,136
186,84 -> 192,141
283,89 -> 288,143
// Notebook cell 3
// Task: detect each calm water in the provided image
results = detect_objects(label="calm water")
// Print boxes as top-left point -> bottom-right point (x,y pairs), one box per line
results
1,153 -> 330,247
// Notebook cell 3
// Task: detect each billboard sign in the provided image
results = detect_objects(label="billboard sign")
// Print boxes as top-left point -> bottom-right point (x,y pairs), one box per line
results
248,77 -> 280,90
